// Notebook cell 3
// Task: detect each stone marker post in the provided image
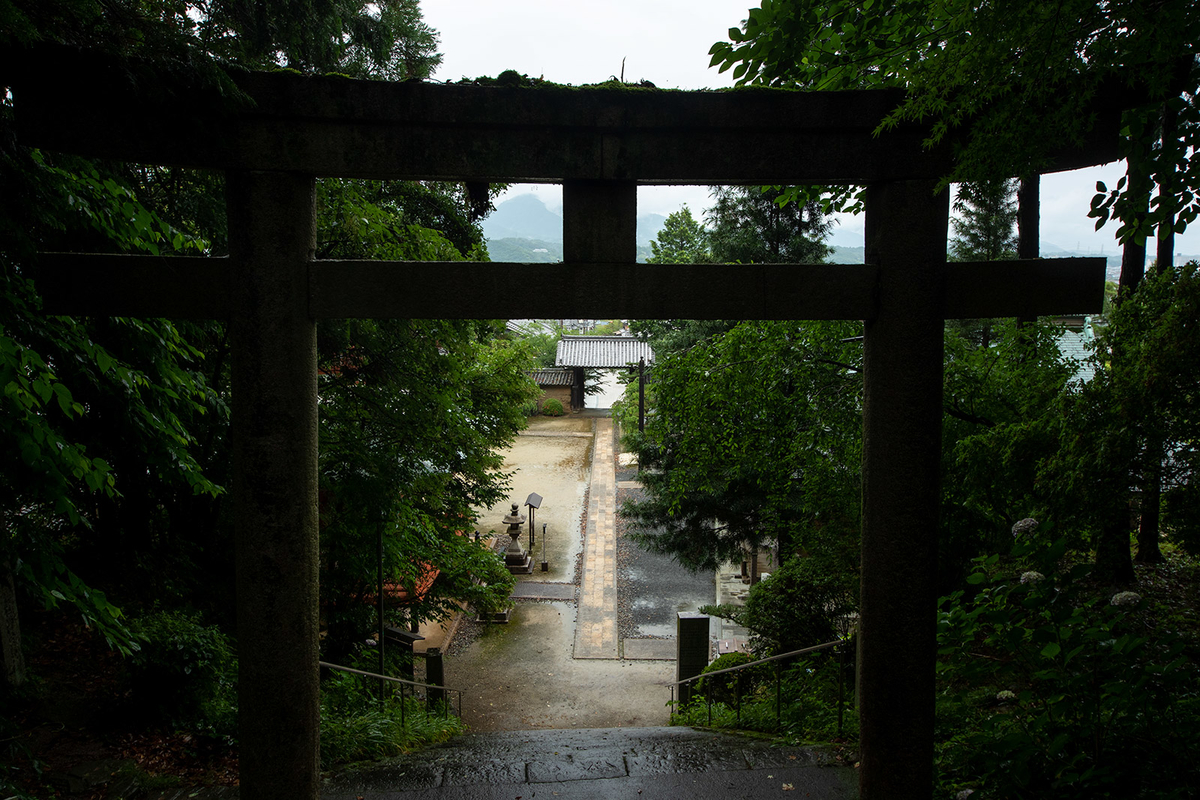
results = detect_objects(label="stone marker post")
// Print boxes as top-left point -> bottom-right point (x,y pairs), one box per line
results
676,612 -> 710,706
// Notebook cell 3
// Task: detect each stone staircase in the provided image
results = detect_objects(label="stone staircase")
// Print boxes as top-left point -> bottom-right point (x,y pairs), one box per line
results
323,726 -> 857,799
120,728 -> 855,800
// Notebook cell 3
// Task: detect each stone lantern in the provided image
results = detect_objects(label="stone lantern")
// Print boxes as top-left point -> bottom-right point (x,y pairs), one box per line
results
502,502 -> 533,574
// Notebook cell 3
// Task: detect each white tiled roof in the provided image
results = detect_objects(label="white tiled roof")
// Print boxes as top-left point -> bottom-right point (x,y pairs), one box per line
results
555,336 -> 655,368
1056,321 -> 1096,384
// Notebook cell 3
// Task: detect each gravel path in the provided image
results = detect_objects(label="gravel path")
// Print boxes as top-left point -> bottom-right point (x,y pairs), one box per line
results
616,486 -> 715,641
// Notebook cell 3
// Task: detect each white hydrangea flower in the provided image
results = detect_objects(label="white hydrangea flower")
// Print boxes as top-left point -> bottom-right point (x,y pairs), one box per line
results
1011,518 -> 1039,538
1110,591 -> 1142,607
1019,571 -> 1045,584
995,690 -> 1016,702
956,789 -> 976,800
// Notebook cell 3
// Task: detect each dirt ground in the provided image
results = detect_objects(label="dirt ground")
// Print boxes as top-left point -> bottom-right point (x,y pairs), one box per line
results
472,415 -> 592,584
445,602 -> 675,732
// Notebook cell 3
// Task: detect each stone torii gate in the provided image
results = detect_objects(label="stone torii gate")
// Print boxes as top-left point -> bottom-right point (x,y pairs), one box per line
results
11,47 -> 1118,800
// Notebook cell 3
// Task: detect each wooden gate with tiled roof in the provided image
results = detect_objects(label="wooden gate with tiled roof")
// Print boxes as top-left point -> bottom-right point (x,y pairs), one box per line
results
554,336 -> 655,409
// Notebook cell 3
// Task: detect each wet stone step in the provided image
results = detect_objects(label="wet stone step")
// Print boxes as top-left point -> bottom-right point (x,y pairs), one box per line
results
323,726 -> 857,799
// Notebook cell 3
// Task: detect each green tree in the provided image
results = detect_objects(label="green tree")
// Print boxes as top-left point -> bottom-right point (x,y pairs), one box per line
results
1049,263 -> 1200,582
0,0 -> 513,693
194,0 -> 442,79
622,320 -> 863,576
949,179 -> 1018,262
317,316 -> 535,655
706,186 -> 831,264
0,145 -> 222,683
938,319 -> 1081,585
648,206 -> 711,264
631,189 -> 831,355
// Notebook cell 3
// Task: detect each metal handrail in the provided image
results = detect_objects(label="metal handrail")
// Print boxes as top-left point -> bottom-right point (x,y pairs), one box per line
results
668,638 -> 850,735
319,661 -> 463,719
668,639 -> 842,687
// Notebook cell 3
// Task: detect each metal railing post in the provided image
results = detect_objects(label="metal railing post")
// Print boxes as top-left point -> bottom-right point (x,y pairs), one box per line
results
837,641 -> 845,738
735,671 -> 742,725
775,661 -> 782,725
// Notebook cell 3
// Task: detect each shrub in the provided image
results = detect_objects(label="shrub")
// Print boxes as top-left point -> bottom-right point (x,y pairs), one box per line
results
319,649 -> 463,768
934,538 -> 1200,798
693,651 -> 765,705
541,397 -> 565,416
739,557 -> 856,654
127,609 -> 237,739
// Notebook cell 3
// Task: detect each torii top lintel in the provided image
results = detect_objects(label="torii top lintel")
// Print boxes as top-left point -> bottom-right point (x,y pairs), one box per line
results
11,45 -> 1122,185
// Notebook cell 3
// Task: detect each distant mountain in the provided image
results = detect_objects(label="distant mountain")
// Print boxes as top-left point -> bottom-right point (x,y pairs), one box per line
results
829,246 -> 865,264
636,213 -> 666,247
487,238 -> 563,263
482,194 -> 564,242
482,193 -> 667,247
485,201 -> 1200,279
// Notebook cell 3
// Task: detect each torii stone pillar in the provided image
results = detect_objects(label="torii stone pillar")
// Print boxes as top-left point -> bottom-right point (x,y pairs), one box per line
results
858,180 -> 948,799
227,171 -> 321,800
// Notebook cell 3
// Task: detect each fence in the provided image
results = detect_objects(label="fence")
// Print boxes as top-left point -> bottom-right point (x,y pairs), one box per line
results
668,639 -> 850,736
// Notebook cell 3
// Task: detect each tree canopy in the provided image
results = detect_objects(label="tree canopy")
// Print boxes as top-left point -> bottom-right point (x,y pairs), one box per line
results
707,186 -> 831,264
709,0 -> 1199,243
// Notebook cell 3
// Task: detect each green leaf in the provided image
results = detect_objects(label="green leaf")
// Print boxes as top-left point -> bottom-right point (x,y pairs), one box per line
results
1040,642 -> 1061,658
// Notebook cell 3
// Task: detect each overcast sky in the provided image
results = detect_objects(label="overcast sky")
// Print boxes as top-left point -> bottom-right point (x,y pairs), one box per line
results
423,0 -> 1195,257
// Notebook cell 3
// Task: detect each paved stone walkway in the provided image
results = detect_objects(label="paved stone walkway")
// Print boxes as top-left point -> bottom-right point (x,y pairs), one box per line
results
574,417 -> 619,659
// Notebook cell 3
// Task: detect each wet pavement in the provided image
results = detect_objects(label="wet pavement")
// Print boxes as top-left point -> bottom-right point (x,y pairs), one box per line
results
325,727 -> 857,799
444,602 -> 675,732
575,417 -> 619,659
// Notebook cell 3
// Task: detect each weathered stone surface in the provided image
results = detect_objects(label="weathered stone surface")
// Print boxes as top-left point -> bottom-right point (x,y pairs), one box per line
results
510,582 -> 576,600
11,44 -> 1123,182
623,638 -> 676,660
439,758 -> 528,787
858,180 -> 948,800
228,170 -> 320,800
526,754 -> 628,783
36,256 -> 1104,322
